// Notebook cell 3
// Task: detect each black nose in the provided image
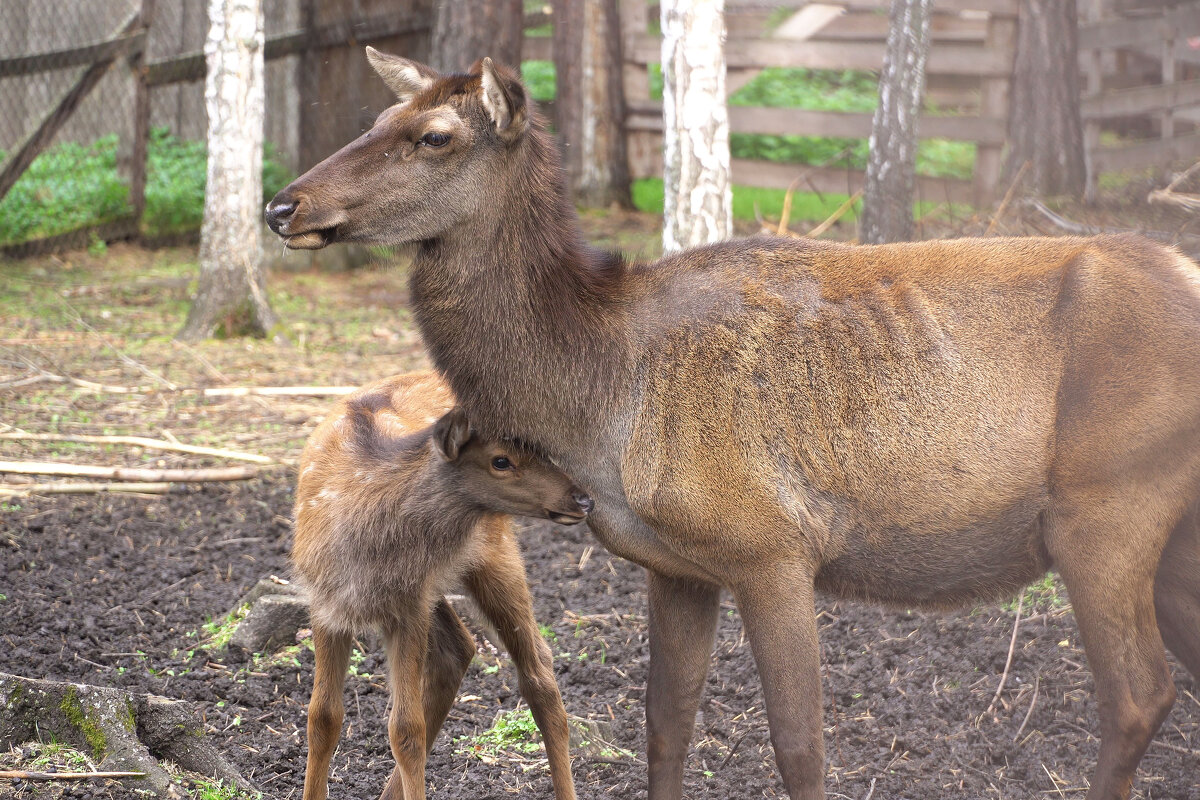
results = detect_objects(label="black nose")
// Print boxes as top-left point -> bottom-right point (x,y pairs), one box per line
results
264,199 -> 297,232
573,492 -> 594,514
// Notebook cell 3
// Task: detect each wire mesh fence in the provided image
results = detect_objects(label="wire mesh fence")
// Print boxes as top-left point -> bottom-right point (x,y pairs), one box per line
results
0,0 -> 432,254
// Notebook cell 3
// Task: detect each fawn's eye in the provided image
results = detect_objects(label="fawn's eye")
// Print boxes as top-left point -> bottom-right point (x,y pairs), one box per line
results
420,132 -> 451,148
491,456 -> 513,471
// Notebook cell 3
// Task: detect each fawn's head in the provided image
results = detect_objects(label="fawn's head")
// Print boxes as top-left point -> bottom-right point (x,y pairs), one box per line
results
432,408 -> 592,525
265,51 -> 532,249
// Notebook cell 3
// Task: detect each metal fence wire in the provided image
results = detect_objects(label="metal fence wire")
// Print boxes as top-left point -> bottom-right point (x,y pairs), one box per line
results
0,0 -> 432,252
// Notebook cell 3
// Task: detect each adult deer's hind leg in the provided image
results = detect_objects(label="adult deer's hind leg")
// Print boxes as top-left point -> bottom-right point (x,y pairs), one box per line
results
1155,502 -> 1200,680
1049,501 -> 1177,800
303,624 -> 353,800
463,525 -> 577,800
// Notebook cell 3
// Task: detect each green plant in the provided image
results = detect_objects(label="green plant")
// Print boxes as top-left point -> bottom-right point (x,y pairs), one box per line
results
200,603 -> 250,651
457,708 -> 543,757
192,777 -> 263,800
521,60 -> 556,103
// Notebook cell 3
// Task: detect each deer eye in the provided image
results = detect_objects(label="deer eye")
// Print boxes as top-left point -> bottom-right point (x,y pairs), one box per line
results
420,132 -> 451,148
490,456 -> 513,471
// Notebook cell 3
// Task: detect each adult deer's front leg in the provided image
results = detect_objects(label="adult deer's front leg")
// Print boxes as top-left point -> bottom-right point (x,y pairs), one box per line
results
303,624 -> 352,800
733,563 -> 825,800
645,569 -> 721,800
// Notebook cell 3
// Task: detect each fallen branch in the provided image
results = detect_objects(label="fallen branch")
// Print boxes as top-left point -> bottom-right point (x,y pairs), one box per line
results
0,370 -> 357,397
806,190 -> 863,239
1013,675 -> 1040,743
1025,199 -> 1200,257
0,433 -> 272,464
0,461 -> 261,482
986,594 -> 1023,717
0,770 -> 146,781
985,160 -> 1030,237
0,481 -> 173,497
1147,158 -> 1200,210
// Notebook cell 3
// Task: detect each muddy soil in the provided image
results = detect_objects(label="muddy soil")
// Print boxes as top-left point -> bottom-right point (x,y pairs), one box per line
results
1,477 -> 1197,800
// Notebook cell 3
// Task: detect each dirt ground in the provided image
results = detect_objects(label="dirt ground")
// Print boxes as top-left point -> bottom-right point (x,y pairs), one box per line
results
2,203 -> 1199,800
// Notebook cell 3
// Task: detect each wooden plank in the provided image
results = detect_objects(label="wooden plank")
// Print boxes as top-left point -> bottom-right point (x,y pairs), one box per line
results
145,12 -> 431,87
814,10 -> 988,42
523,35 -> 552,61
627,102 -> 1006,144
1082,78 -> 1200,119
1078,6 -> 1200,51
1090,131 -> 1200,174
973,14 -> 1015,206
0,10 -> 142,206
727,0 -> 1018,15
731,158 -> 974,205
628,34 -> 1012,76
0,30 -> 146,78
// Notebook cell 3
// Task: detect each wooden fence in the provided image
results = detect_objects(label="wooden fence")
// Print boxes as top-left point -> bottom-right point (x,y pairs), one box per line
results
0,0 -> 431,257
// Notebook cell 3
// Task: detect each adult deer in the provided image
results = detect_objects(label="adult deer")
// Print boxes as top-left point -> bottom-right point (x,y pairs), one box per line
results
266,53 -> 1200,800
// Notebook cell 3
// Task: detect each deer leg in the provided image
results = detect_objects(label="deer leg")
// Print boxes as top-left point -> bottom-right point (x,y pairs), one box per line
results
732,563 -> 825,800
463,529 -> 577,800
1051,513 -> 1177,800
645,569 -> 720,800
1155,505 -> 1200,680
378,606 -> 431,800
303,624 -> 353,800
420,598 -> 477,754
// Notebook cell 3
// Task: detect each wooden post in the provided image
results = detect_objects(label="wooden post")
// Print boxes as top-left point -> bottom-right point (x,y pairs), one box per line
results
297,0 -> 320,170
1082,1 -> 1103,202
619,0 -> 656,181
974,10 -> 1016,208
129,0 -> 157,231
1161,30 -> 1176,141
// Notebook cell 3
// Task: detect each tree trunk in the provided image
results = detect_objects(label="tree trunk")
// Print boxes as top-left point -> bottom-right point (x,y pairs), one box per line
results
431,0 -> 523,73
1004,0 -> 1085,197
0,672 -> 252,798
178,0 -> 279,342
552,0 -> 632,208
661,0 -> 733,254
860,0 -> 933,245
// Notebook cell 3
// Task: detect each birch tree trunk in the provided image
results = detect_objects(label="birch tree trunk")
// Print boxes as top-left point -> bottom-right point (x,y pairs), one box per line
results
859,0 -> 933,245
431,0 -> 523,73
552,0 -> 632,208
178,0 -> 279,342
1004,0 -> 1085,197
661,0 -> 732,254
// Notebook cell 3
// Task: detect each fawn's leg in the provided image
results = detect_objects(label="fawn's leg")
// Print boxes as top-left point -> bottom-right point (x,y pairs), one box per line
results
645,569 -> 721,800
377,602 -> 431,800
463,523 -> 577,800
420,598 -> 477,753
303,624 -> 352,800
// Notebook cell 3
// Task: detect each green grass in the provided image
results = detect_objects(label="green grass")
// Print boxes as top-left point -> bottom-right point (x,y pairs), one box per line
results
0,128 -> 294,245
632,177 -> 860,225
457,708 -> 544,758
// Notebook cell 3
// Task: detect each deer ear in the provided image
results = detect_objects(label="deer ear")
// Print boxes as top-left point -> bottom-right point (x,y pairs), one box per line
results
366,47 -> 436,103
432,407 -> 472,463
479,57 -> 528,139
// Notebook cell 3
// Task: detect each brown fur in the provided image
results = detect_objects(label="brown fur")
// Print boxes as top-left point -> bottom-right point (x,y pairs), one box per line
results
269,55 -> 1200,800
293,371 -> 586,800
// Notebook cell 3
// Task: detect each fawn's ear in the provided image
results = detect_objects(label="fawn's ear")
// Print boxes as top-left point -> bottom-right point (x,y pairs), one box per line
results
478,57 -> 529,140
366,47 -> 437,103
432,407 -> 472,463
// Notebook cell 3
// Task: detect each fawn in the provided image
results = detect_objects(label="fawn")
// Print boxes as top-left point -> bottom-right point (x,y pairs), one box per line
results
293,370 -> 590,800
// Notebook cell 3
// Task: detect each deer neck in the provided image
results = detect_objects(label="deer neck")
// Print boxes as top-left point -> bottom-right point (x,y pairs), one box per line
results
409,135 -> 632,458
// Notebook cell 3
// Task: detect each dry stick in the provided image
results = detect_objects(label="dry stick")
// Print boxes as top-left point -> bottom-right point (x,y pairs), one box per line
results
1013,674 -> 1040,743
0,369 -> 356,397
984,160 -> 1031,237
0,461 -> 261,482
776,175 -> 807,235
806,190 -> 864,239
0,433 -> 272,464
0,481 -> 172,496
0,770 -> 146,781
57,301 -> 177,391
986,594 -> 1023,718
860,776 -> 877,800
